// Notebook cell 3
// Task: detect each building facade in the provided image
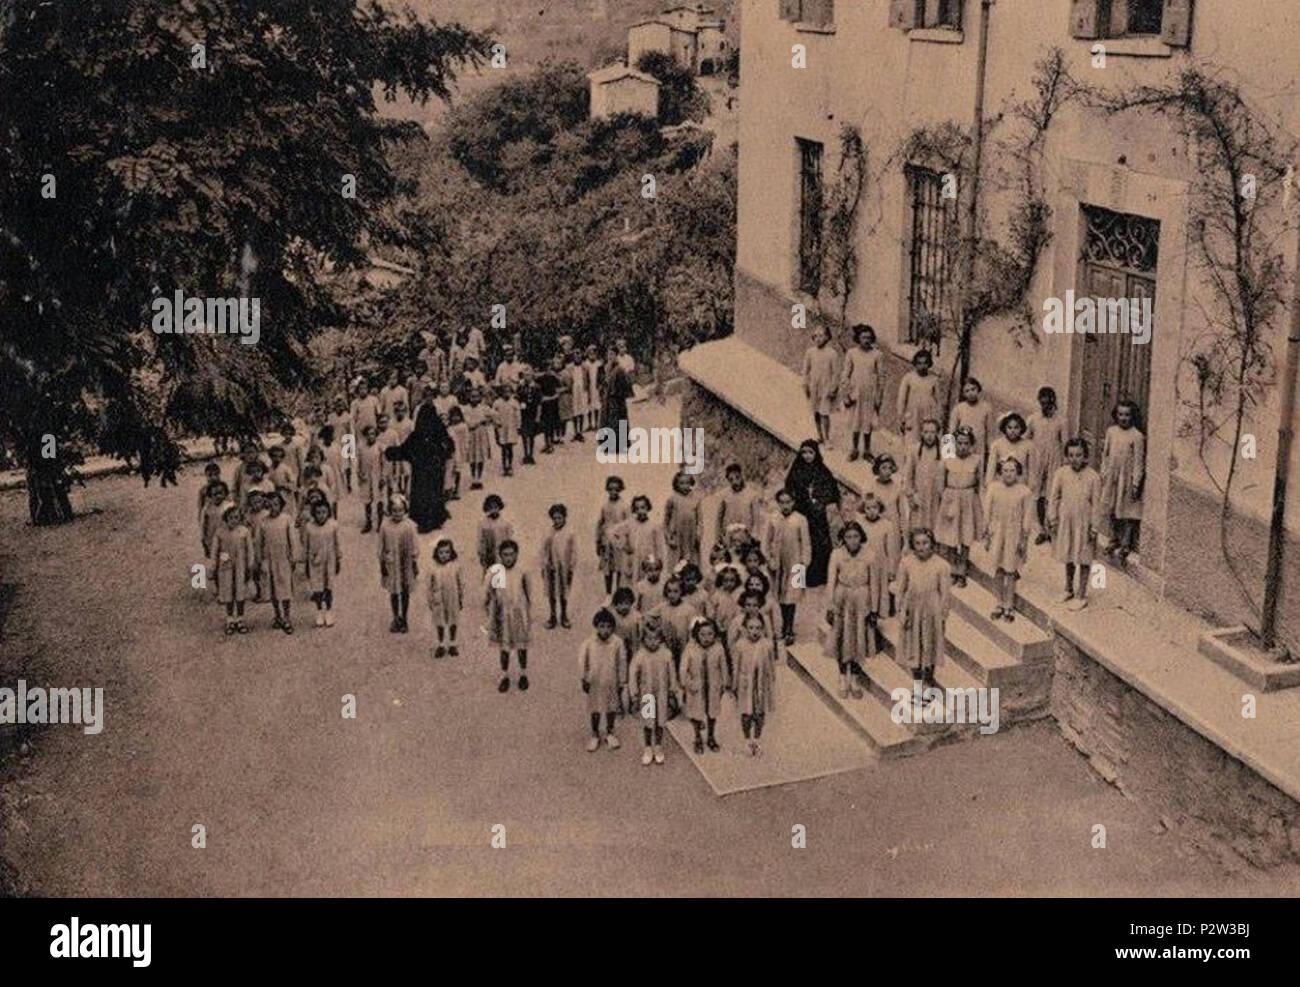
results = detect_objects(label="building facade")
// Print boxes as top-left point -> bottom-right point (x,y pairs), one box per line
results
588,65 -> 662,120
731,0 -> 1300,649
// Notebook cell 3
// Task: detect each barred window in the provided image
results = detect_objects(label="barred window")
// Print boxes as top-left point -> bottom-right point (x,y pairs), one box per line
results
797,138 -> 824,296
906,165 -> 958,343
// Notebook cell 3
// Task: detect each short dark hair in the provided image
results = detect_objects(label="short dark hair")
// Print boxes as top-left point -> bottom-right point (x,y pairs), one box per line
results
483,494 -> 504,511
593,608 -> 617,628
612,586 -> 636,607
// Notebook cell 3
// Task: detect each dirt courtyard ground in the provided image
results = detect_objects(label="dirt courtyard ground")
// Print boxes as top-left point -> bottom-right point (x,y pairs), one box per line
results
1,399 -> 1296,896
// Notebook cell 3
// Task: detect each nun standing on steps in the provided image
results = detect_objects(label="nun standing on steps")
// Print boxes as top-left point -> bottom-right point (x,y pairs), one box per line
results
784,439 -> 841,588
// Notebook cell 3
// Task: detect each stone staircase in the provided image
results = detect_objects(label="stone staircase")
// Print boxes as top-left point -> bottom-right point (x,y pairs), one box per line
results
787,572 -> 1055,758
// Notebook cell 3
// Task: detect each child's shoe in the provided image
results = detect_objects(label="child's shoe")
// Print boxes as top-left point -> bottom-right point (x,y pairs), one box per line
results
706,737 -> 720,752
560,616 -> 572,629
315,612 -> 326,628
434,646 -> 447,658
324,611 -> 336,627
1002,611 -> 1015,622
498,676 -> 510,693
283,621 -> 294,635
236,620 -> 250,634
653,746 -> 665,764
605,733 -> 621,750
748,739 -> 758,756
448,645 -> 459,657
693,737 -> 704,755
586,736 -> 600,753
518,675 -> 529,691
640,748 -> 653,766
224,619 -> 236,636
1057,591 -> 1074,605
545,616 -> 557,629
1035,531 -> 1051,545
990,607 -> 1005,620
399,617 -> 409,633
272,615 -> 284,630
1067,597 -> 1089,612
361,520 -> 372,534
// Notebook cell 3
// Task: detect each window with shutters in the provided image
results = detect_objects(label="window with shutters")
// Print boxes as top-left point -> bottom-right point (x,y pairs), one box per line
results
797,139 -> 824,297
779,0 -> 834,28
1072,0 -> 1192,43
891,0 -> 963,31
905,165 -> 958,343
1102,0 -> 1164,37
928,0 -> 963,29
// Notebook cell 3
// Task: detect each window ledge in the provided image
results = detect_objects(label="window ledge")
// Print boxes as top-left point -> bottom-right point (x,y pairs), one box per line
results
1090,36 -> 1173,58
795,21 -> 836,35
909,27 -> 964,44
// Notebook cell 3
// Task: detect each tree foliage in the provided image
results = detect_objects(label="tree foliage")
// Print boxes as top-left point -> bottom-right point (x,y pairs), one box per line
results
0,0 -> 491,483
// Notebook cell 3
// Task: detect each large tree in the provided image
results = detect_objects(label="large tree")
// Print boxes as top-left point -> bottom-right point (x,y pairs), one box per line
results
0,0 -> 490,518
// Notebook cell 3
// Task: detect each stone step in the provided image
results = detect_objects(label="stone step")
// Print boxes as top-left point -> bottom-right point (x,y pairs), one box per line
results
859,655 -> 983,737
786,644 -> 931,758
949,578 -> 1054,663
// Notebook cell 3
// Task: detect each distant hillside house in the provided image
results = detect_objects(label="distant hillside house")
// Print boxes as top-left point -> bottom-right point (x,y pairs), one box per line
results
627,4 -> 728,75
587,65 -> 661,120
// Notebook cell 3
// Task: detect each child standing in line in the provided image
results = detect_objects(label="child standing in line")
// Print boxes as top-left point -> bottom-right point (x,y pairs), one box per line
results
199,478 -> 228,558
357,424 -> 383,533
240,460 -> 275,514
986,412 -> 1034,489
540,504 -> 576,629
652,576 -> 695,674
596,475 -> 630,596
681,618 -> 730,754
582,346 -> 603,433
840,323 -> 883,463
446,405 -> 468,501
620,495 -> 666,587
316,427 -> 344,515
198,461 -> 222,528
581,609 -> 627,752
610,587 -> 643,706
378,494 -> 419,633
635,556 -> 665,614
493,384 -> 522,477
733,612 -> 776,757
477,494 -> 514,575
245,489 -> 271,605
763,487 -> 810,646
379,369 -> 409,423
303,498 -> 341,628
1027,386 -> 1067,544
715,463 -> 759,543
662,470 -> 702,571
390,401 -> 415,496
982,458 -> 1034,622
350,379 -> 380,443
485,539 -> 533,693
678,562 -> 708,616
427,538 -> 464,657
518,372 -> 541,465
897,528 -> 951,698
867,454 -> 906,561
826,520 -> 873,700
1050,437 -> 1102,611
460,355 -> 487,392
706,565 -> 743,643
629,622 -> 679,765
374,412 -> 394,520
463,388 -> 493,491
211,504 -> 254,635
896,348 -> 940,440
567,350 -> 588,442
948,377 -> 995,466
328,396 -> 354,493
903,417 -> 944,534
258,491 -> 299,634
802,324 -> 840,448
936,426 -> 983,587
537,357 -> 563,452
860,493 -> 898,624
1101,398 -> 1145,567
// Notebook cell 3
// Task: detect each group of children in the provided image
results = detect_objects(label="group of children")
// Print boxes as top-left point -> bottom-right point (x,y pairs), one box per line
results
803,322 -> 1148,699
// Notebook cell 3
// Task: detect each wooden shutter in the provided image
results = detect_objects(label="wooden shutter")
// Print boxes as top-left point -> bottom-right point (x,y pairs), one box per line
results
803,0 -> 834,27
1161,0 -> 1193,45
889,0 -> 918,30
779,0 -> 801,22
1069,0 -> 1101,39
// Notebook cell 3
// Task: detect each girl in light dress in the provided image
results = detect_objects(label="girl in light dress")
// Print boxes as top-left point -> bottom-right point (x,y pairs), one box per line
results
1101,398 -> 1145,567
493,383 -> 522,477
567,350 -> 589,443
580,608 -> 627,752
896,348 -> 940,440
596,475 -> 630,596
463,388 -> 494,491
763,487 -> 810,645
840,323 -> 883,463
859,493 -> 898,625
445,405 -> 468,502
662,470 -> 702,571
732,613 -> 777,757
1027,386 -> 1067,545
628,621 -> 680,766
826,520 -> 875,700
378,494 -> 419,634
897,528 -> 952,698
986,412 -> 1034,489
258,490 -> 299,635
802,324 -> 840,447
866,454 -> 906,564
618,494 -> 666,587
582,346 -> 603,433
303,498 -> 341,627
540,503 -> 576,630
902,417 -> 944,534
427,538 -> 464,657
935,425 -> 983,587
211,504 -> 254,635
681,617 -> 730,755
948,377 -> 995,466
485,539 -> 533,694
982,457 -> 1034,622
1049,437 -> 1102,611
